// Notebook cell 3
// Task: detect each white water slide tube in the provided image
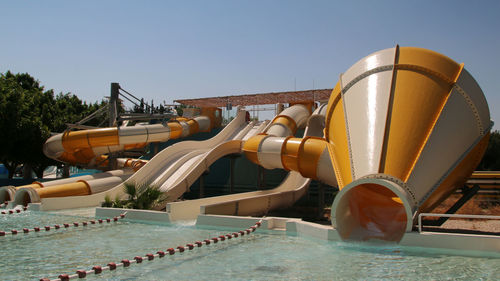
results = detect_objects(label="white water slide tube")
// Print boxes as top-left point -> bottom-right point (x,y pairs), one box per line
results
166,104 -> 325,221
34,109 -> 252,210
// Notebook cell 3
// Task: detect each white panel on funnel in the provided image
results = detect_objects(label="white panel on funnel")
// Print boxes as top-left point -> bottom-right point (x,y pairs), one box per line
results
407,89 -> 480,202
343,70 -> 393,179
342,47 -> 395,87
455,69 -> 491,133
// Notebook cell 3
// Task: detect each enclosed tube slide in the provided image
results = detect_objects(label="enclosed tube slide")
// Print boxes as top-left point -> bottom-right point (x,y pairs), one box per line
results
43,108 -> 221,165
243,103 -> 336,187
0,158 -> 145,206
13,172 -> 132,206
0,168 -> 135,204
244,46 -> 491,243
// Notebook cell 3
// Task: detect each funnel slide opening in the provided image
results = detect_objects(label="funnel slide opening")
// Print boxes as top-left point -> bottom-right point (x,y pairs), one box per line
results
332,178 -> 413,242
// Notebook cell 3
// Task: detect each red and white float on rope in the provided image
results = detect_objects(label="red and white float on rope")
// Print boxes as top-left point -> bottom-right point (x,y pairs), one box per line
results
0,213 -> 127,237
40,219 -> 263,281
0,206 -> 28,215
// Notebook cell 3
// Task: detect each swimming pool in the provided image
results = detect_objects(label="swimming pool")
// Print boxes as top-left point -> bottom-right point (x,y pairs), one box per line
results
1,210 -> 498,280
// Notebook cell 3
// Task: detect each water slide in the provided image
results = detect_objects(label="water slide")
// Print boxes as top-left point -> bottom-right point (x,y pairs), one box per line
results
0,168 -> 134,204
242,46 -> 492,243
43,108 -> 221,166
5,109 -> 221,207
29,109 -> 262,210
166,104 -> 324,221
149,118 -> 270,207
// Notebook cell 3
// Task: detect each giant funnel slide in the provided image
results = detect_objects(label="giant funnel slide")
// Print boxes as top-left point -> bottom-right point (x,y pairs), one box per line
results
34,109 -> 256,210
244,46 -> 491,243
9,108 -> 221,206
166,104 -> 323,221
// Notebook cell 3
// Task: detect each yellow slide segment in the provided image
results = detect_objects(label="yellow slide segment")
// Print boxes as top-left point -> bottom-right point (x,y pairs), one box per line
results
0,159 -> 145,205
43,108 -> 222,166
243,104 -> 336,187
13,172 -> 132,206
243,135 -> 336,187
243,104 -> 312,168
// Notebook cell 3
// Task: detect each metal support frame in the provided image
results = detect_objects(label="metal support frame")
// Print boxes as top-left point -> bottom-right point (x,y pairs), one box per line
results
257,166 -> 266,190
109,82 -> 120,127
318,182 -> 325,218
227,154 -> 240,194
199,169 -> 209,198
418,212 -> 500,233
422,183 -> 480,226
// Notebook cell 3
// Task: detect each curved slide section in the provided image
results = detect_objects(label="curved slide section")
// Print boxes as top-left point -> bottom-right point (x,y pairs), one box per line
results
157,104 -> 310,204
35,109 -> 251,211
151,121 -> 269,205
166,104 -> 316,220
243,104 -> 336,187
43,109 -> 220,165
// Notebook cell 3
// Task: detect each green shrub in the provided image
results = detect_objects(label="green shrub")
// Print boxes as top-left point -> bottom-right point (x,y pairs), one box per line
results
101,182 -> 168,210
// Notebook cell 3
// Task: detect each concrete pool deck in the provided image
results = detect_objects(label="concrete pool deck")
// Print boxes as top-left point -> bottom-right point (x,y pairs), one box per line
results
82,207 -> 500,256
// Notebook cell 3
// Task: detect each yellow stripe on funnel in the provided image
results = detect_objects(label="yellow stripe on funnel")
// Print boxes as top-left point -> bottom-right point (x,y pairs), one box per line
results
381,47 -> 463,181
325,82 -> 352,188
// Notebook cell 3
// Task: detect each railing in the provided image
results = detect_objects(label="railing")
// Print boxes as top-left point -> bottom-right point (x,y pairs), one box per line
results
417,213 -> 500,233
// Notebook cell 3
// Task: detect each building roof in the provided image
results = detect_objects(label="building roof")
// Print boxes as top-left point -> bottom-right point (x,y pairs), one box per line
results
174,89 -> 333,107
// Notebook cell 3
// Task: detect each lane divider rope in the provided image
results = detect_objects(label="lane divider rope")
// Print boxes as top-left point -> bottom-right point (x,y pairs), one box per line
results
0,202 -> 9,208
40,219 -> 263,281
1,206 -> 28,215
0,212 -> 127,237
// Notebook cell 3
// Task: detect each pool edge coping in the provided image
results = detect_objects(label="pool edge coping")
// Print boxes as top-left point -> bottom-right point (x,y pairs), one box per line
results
45,207 -> 500,256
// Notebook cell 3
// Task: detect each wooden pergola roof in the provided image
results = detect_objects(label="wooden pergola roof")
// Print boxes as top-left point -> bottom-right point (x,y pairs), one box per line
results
175,89 -> 333,107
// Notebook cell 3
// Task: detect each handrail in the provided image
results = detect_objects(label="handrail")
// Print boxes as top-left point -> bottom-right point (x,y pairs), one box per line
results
417,213 -> 500,233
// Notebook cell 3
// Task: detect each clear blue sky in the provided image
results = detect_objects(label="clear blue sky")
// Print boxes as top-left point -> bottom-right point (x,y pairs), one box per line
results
1,1 -> 499,129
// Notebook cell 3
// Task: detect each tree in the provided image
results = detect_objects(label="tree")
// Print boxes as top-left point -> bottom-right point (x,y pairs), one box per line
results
102,182 -> 168,210
133,98 -> 146,113
0,71 -> 109,178
174,104 -> 187,117
0,71 -> 52,178
477,130 -> 500,171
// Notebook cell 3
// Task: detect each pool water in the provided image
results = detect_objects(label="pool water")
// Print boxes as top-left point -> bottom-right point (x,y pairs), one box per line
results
1,210 -> 499,280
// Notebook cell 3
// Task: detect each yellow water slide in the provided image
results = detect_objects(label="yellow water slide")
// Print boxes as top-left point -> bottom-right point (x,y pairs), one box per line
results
7,108 -> 222,206
244,46 -> 491,242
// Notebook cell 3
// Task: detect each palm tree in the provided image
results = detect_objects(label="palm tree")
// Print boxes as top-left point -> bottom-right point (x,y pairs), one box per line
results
102,182 -> 168,210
